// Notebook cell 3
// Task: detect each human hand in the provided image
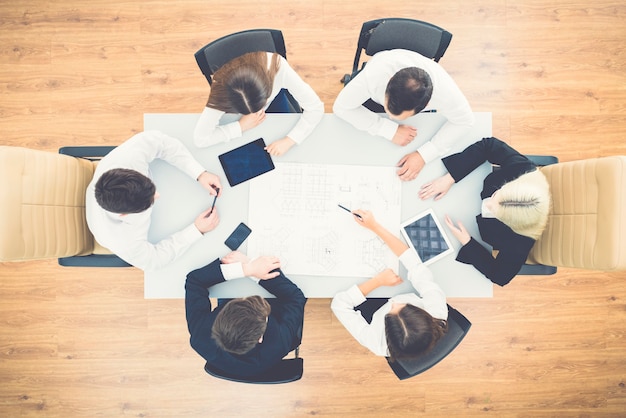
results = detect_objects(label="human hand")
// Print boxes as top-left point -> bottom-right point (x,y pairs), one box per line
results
444,215 -> 471,245
197,171 -> 222,196
239,110 -> 266,131
374,268 -> 403,287
391,125 -> 417,146
243,256 -> 282,280
221,251 -> 250,265
265,137 -> 296,156
194,207 -> 220,234
418,173 -> 455,201
352,209 -> 378,230
396,151 -> 425,181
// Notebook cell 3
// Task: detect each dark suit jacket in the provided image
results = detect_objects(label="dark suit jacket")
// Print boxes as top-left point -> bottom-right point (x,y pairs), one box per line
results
442,137 -> 537,286
185,259 -> 306,377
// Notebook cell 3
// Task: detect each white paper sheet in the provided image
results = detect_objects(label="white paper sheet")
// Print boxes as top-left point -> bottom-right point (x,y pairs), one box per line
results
247,162 -> 402,277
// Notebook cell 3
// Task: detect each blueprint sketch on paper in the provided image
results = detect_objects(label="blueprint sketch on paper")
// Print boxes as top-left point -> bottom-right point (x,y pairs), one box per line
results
247,162 -> 402,277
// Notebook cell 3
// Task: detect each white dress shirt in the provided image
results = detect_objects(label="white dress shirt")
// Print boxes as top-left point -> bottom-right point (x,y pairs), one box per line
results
193,52 -> 324,148
332,49 -> 474,164
331,249 -> 448,357
86,130 -> 207,271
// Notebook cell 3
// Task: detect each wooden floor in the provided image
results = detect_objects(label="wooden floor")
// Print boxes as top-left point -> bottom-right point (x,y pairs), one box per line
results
1,1 -> 625,416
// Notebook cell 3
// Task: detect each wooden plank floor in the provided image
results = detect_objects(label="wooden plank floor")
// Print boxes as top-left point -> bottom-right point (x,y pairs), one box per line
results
1,1 -> 625,416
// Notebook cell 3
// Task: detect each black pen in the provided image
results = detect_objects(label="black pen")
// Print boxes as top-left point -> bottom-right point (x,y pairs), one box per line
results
206,186 -> 220,217
337,204 -> 363,219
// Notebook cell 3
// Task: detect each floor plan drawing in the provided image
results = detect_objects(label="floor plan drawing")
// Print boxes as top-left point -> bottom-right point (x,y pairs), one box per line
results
247,162 -> 402,277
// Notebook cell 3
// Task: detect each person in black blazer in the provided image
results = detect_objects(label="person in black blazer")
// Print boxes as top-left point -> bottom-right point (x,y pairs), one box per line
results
418,137 -> 551,286
185,251 -> 306,377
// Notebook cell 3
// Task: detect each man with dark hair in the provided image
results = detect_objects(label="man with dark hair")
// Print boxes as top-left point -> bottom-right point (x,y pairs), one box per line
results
86,130 -> 222,271
185,251 -> 306,378
333,49 -> 474,182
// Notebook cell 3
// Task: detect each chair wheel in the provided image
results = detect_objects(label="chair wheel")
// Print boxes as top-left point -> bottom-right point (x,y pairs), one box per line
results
340,74 -> 351,84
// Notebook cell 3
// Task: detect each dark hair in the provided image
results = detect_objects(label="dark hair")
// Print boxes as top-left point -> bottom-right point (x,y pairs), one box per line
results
385,304 -> 447,361
212,295 -> 272,355
385,67 -> 433,116
94,168 -> 156,214
207,52 -> 280,114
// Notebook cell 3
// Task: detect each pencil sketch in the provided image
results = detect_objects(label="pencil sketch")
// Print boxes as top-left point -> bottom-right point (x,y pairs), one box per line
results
247,162 -> 401,277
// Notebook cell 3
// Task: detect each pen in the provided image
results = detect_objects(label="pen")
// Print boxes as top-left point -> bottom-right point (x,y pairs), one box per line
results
337,204 -> 363,219
206,186 -> 220,217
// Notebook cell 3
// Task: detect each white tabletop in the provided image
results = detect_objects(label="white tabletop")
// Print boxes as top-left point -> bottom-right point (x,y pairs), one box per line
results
143,112 -> 493,298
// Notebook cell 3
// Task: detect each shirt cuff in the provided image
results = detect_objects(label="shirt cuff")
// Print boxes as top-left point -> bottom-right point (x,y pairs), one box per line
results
346,284 -> 367,307
220,262 -> 245,280
379,118 -> 399,141
416,141 -> 439,164
399,248 -> 422,270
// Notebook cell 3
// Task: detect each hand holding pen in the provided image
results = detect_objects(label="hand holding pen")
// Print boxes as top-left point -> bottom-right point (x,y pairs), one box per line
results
350,209 -> 379,231
337,204 -> 363,220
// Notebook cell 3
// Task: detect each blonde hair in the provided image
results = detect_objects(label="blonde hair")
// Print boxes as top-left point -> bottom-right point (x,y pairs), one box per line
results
207,52 -> 280,114
493,169 -> 551,239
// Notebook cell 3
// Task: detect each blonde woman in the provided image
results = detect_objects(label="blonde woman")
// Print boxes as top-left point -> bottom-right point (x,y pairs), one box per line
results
419,137 -> 550,286
193,51 -> 324,156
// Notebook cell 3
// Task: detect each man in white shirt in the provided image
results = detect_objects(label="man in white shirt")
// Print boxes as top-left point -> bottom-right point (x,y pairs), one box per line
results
86,130 -> 222,271
333,49 -> 474,182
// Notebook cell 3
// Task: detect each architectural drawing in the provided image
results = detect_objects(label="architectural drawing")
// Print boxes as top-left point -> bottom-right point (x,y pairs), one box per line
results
247,163 -> 402,277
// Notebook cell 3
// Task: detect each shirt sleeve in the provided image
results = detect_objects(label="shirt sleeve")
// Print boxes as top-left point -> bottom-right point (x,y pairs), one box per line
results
332,68 -> 398,140
143,130 -> 206,180
115,221 -> 203,271
416,75 -> 474,163
330,285 -> 389,357
275,57 -> 324,144
456,237 -> 528,287
193,106 -> 243,147
399,249 -> 448,320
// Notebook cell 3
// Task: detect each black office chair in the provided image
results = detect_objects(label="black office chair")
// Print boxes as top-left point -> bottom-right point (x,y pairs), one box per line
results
194,29 -> 301,113
204,348 -> 303,384
386,304 -> 471,380
340,18 -> 453,113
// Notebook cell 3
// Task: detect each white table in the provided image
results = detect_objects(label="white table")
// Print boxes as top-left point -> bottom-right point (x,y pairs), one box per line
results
144,112 -> 493,298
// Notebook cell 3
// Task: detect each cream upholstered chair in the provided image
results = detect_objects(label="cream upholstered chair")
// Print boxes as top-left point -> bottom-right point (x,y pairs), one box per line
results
0,146 -> 130,267
523,156 -> 626,274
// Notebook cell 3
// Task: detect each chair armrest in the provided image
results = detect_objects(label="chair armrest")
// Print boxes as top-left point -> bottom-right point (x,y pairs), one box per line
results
525,155 -> 559,167
59,146 -> 116,160
518,264 -> 557,275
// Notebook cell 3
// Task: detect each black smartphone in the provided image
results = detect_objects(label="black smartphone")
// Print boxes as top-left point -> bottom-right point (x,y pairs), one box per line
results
224,222 -> 252,250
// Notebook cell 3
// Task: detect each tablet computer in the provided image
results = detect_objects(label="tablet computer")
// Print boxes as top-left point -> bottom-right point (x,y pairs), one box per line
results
218,138 -> 275,187
400,209 -> 454,266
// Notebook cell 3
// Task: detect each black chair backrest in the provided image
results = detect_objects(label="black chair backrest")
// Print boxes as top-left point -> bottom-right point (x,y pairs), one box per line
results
386,304 -> 471,380
204,357 -> 303,384
194,29 -> 287,85
351,18 -> 452,75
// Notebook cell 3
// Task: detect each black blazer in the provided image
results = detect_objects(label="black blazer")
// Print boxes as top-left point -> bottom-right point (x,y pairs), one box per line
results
185,259 -> 306,377
442,137 -> 537,286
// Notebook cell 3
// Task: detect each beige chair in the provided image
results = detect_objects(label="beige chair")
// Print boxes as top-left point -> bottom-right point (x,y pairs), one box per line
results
523,156 -> 626,274
0,146 -> 130,267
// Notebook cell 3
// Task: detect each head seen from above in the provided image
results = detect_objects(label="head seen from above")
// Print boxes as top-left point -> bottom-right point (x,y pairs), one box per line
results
385,67 -> 433,120
207,52 -> 281,115
385,303 -> 447,362
492,169 -> 551,240
212,295 -> 272,355
94,168 -> 156,214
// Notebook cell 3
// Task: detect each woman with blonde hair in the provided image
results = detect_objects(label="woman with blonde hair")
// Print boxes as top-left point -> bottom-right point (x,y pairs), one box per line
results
193,51 -> 324,156
418,137 -> 551,286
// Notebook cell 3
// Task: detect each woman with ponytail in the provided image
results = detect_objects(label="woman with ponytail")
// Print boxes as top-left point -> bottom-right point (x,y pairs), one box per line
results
331,210 -> 448,360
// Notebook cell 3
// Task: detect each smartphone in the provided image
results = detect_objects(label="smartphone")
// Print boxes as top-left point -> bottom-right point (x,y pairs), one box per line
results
224,222 -> 252,250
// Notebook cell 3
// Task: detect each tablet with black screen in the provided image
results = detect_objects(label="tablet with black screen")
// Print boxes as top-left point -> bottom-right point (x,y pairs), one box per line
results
400,209 -> 454,266
218,138 -> 275,186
